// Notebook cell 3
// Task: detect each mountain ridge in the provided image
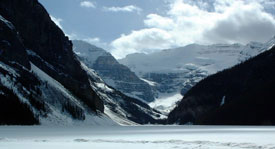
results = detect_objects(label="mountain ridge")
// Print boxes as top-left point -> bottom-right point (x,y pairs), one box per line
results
73,40 -> 156,102
168,45 -> 275,125
0,0 -> 162,125
119,38 -> 275,113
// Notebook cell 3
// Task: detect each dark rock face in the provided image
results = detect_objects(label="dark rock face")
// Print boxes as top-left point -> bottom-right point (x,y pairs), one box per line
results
142,71 -> 206,97
0,86 -> 39,125
106,91 -> 164,124
82,64 -> 165,125
0,15 -> 29,68
0,14 -> 86,124
0,15 -> 42,124
0,0 -> 162,125
93,56 -> 155,102
168,46 -> 275,125
0,0 -> 103,112
73,40 -> 155,102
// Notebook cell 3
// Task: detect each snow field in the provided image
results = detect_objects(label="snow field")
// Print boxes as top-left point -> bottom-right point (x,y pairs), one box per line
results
0,126 -> 275,149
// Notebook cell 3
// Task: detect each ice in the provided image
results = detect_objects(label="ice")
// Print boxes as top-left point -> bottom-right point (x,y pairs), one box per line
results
149,93 -> 183,115
0,126 -> 275,149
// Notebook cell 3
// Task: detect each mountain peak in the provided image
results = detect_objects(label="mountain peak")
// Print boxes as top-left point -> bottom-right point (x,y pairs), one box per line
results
73,40 -> 156,102
73,40 -> 111,65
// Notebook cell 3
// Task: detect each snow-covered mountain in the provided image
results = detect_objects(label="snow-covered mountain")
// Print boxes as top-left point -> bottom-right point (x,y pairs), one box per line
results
73,40 -> 155,102
0,0 -> 163,126
0,11 -> 110,125
119,37 -> 275,114
239,37 -> 275,61
168,44 -> 275,125
81,63 -> 165,125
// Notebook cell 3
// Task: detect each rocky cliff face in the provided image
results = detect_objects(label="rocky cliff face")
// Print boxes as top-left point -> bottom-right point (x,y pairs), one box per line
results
0,0 -> 103,112
0,0 -> 108,125
168,45 -> 275,125
119,44 -> 247,112
73,40 -> 155,102
119,41 -> 275,113
81,63 -> 165,125
0,15 -> 40,125
0,15 -> 30,68
0,0 -> 162,125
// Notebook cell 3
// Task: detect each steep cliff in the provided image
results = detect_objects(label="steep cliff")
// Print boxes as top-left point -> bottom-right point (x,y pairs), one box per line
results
0,0 -> 163,125
120,39 -> 275,114
168,45 -> 275,125
0,0 -> 103,112
73,40 -> 155,102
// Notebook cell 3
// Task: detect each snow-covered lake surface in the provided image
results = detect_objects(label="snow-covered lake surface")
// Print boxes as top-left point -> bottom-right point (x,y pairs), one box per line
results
1,126 -> 275,149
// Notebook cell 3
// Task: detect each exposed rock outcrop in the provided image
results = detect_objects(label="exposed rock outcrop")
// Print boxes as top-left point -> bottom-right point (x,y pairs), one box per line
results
73,40 -> 155,102
0,0 -> 103,112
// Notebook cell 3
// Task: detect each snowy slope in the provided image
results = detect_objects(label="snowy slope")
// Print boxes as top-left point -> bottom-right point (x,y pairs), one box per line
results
0,60 -> 116,126
119,37 -> 275,114
73,40 -> 155,102
1,57 -> 116,125
30,62 -> 117,126
1,47 -> 161,126
20,49 -> 164,126
120,43 -> 245,75
0,0 -> 113,125
0,0 -> 162,126
73,40 -> 111,67
239,36 -> 275,61
149,93 -> 183,115
168,45 -> 275,125
81,62 -> 166,125
0,15 -> 161,126
119,43 -> 245,113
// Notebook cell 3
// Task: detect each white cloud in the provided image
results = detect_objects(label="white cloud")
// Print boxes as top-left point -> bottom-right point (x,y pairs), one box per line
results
66,33 -> 78,40
110,0 -> 275,59
50,15 -> 63,30
111,28 -> 173,58
84,37 -> 100,43
83,37 -> 110,51
80,1 -> 95,8
144,14 -> 175,30
103,5 -> 142,13
204,1 -> 275,44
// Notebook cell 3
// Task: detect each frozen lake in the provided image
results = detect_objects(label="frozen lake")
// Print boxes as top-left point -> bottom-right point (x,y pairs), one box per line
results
0,126 -> 275,149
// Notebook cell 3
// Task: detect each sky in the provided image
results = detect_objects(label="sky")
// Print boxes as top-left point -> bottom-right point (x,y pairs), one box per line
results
39,0 -> 275,59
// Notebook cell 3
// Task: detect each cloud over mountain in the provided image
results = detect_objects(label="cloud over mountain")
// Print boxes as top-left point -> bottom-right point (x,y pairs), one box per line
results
110,0 -> 275,59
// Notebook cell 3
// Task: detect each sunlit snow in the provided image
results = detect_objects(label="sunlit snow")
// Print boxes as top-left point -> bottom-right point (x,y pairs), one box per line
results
0,126 -> 275,149
149,93 -> 183,115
